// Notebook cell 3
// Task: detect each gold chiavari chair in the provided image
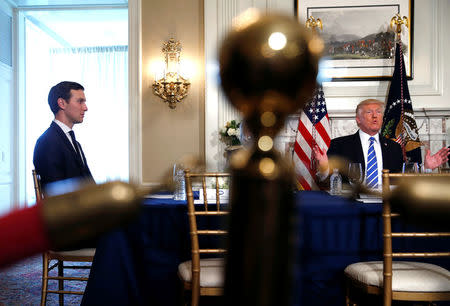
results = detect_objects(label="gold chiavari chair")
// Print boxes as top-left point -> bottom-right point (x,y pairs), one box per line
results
344,170 -> 450,306
32,170 -> 95,306
178,170 -> 231,306
438,167 -> 450,173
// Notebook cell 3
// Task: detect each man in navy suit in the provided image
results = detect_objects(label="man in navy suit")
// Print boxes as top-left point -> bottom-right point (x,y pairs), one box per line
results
314,99 -> 449,186
33,81 -> 94,191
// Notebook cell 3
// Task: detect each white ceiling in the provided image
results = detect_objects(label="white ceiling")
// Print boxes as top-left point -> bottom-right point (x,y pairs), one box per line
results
25,9 -> 128,47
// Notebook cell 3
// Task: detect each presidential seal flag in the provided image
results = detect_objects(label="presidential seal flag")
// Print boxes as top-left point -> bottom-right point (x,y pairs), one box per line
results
293,84 -> 331,190
381,42 -> 422,163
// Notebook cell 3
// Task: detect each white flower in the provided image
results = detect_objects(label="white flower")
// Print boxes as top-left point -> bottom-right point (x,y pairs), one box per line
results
227,128 -> 236,136
236,128 -> 240,137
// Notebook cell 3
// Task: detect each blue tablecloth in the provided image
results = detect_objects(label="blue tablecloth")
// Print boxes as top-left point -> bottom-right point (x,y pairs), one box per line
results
81,191 -> 449,306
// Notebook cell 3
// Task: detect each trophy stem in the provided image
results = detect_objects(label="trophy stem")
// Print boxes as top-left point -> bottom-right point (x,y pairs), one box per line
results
224,151 -> 296,306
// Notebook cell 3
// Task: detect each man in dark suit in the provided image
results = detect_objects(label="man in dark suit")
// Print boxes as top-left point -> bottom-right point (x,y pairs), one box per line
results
33,81 -> 94,191
314,99 -> 449,187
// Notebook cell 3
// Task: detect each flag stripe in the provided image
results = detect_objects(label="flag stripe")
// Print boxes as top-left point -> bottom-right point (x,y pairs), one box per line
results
293,152 -> 316,190
294,142 -> 313,176
297,121 -> 313,158
314,119 -> 331,145
312,121 -> 329,150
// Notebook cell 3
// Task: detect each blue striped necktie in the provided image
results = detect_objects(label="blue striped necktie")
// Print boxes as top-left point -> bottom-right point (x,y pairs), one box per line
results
366,137 -> 378,189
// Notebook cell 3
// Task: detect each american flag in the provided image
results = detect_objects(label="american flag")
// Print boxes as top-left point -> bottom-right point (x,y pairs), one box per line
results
293,84 -> 331,190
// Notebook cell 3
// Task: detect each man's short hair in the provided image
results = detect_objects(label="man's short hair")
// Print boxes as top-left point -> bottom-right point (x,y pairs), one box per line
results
356,99 -> 385,116
48,81 -> 84,114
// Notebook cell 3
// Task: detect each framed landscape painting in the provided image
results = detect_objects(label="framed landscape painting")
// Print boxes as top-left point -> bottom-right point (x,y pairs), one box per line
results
296,0 -> 413,81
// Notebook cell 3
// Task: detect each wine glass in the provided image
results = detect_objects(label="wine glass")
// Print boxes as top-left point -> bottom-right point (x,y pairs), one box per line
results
402,162 -> 419,173
348,163 -> 363,187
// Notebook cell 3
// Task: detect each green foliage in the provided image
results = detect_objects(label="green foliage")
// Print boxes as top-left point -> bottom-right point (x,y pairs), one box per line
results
382,119 -> 395,138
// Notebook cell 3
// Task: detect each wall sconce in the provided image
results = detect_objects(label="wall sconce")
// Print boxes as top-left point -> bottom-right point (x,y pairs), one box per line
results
152,38 -> 191,109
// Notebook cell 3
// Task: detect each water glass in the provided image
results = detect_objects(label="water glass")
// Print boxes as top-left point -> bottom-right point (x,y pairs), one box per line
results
173,164 -> 186,200
348,163 -> 363,187
402,162 -> 419,173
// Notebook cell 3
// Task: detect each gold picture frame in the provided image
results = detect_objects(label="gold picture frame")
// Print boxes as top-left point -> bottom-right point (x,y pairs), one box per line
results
295,0 -> 413,81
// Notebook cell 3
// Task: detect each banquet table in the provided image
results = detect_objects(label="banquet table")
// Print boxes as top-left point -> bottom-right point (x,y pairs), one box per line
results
81,191 -> 450,306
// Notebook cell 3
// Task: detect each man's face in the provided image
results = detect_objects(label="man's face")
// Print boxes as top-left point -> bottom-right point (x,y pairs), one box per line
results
356,103 -> 383,136
61,89 -> 87,125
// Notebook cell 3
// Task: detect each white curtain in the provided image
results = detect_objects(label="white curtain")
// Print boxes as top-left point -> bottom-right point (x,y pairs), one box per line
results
47,45 -> 129,184
24,14 -> 128,205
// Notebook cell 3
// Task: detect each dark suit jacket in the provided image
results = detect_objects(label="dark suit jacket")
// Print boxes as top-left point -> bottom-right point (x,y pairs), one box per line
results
33,121 -> 94,190
327,131 -> 404,174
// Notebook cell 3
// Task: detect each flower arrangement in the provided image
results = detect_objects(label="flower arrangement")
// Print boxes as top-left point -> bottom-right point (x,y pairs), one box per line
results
219,120 -> 241,146
209,177 -> 230,189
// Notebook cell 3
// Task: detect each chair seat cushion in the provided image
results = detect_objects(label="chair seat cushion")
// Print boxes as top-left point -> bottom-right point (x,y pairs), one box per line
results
178,258 -> 224,287
345,261 -> 450,292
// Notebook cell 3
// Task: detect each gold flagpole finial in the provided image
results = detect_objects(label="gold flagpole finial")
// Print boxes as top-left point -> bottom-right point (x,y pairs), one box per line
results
306,16 -> 323,33
390,14 -> 408,40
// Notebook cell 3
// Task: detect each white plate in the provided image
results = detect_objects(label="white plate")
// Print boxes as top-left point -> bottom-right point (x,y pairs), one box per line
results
356,198 -> 382,204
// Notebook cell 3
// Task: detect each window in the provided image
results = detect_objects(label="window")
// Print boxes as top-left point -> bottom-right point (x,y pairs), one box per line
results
24,8 -> 128,204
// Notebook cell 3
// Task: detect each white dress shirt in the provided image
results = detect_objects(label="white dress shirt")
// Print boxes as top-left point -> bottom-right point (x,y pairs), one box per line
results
359,130 -> 383,189
54,119 -> 83,164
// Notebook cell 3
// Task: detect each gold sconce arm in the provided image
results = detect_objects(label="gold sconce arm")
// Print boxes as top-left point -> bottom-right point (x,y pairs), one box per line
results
152,77 -> 190,109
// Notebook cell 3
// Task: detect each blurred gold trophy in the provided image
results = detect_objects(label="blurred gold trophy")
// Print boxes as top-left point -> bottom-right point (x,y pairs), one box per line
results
219,11 -> 322,305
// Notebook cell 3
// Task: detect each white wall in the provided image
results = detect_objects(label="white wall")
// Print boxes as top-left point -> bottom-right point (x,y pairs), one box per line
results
205,0 -> 450,170
0,1 -> 14,214
204,0 -> 294,171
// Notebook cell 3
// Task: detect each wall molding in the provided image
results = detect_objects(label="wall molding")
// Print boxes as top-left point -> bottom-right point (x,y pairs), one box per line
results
323,108 -> 450,120
128,0 -> 142,184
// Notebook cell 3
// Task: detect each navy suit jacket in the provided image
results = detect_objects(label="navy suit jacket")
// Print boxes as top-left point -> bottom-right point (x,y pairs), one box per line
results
33,121 -> 94,190
327,131 -> 404,174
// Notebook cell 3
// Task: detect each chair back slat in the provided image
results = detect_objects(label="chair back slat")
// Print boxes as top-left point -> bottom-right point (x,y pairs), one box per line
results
391,232 -> 450,237
197,230 -> 228,235
392,252 -> 450,258
202,177 -> 207,211
194,211 -> 228,216
199,249 -> 227,254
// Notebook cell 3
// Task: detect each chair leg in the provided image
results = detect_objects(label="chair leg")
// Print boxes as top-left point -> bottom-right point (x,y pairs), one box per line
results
58,260 -> 64,306
41,254 -> 49,306
178,280 -> 186,306
191,273 -> 200,306
345,278 -> 358,306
